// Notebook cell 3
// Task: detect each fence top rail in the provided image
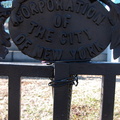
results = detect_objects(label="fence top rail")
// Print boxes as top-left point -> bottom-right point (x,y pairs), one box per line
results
1,62 -> 120,77
69,62 -> 120,75
0,62 -> 54,77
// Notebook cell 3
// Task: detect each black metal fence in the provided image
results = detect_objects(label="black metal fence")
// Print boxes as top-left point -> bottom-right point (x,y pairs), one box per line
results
0,62 -> 119,120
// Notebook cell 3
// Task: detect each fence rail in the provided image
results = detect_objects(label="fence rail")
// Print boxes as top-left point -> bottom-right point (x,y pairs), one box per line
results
0,62 -> 54,120
0,62 -> 119,120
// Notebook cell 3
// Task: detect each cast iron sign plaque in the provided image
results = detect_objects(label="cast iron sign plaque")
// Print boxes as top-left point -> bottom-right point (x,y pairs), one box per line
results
9,0 -> 112,62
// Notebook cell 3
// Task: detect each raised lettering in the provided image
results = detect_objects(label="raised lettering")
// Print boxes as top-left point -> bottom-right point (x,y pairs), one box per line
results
14,34 -> 32,50
14,34 -> 26,45
69,33 -> 73,45
54,14 -> 71,28
65,0 -> 74,12
93,13 -> 105,25
35,26 -> 46,39
11,0 -> 109,62
45,29 -> 54,42
43,48 -> 52,60
76,0 -> 84,13
87,45 -> 96,57
32,46 -> 44,58
21,6 -> 31,18
78,47 -> 87,59
29,2 -> 39,15
38,0 -> 45,13
29,21 -> 38,34
19,39 -> 32,50
93,43 -> 104,52
70,50 -> 77,59
83,29 -> 92,40
81,3 -> 89,15
54,14 -> 62,28
63,14 -> 71,28
46,0 -> 54,12
60,32 -> 67,45
16,11 -> 24,24
74,31 -> 82,43
53,49 -> 63,60
56,0 -> 63,11
87,7 -> 96,19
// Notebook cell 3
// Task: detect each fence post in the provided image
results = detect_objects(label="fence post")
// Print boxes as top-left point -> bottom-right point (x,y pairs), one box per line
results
52,62 -> 72,120
100,74 -> 116,120
8,75 -> 21,120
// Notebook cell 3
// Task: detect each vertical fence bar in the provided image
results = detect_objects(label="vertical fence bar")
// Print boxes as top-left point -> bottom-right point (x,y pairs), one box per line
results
100,74 -> 116,120
8,75 -> 21,120
53,63 -> 72,120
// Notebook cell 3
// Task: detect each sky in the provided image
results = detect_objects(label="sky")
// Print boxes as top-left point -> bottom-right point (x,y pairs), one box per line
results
114,0 -> 120,3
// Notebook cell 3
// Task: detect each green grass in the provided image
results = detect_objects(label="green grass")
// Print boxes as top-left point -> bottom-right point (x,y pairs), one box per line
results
0,76 -> 120,120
